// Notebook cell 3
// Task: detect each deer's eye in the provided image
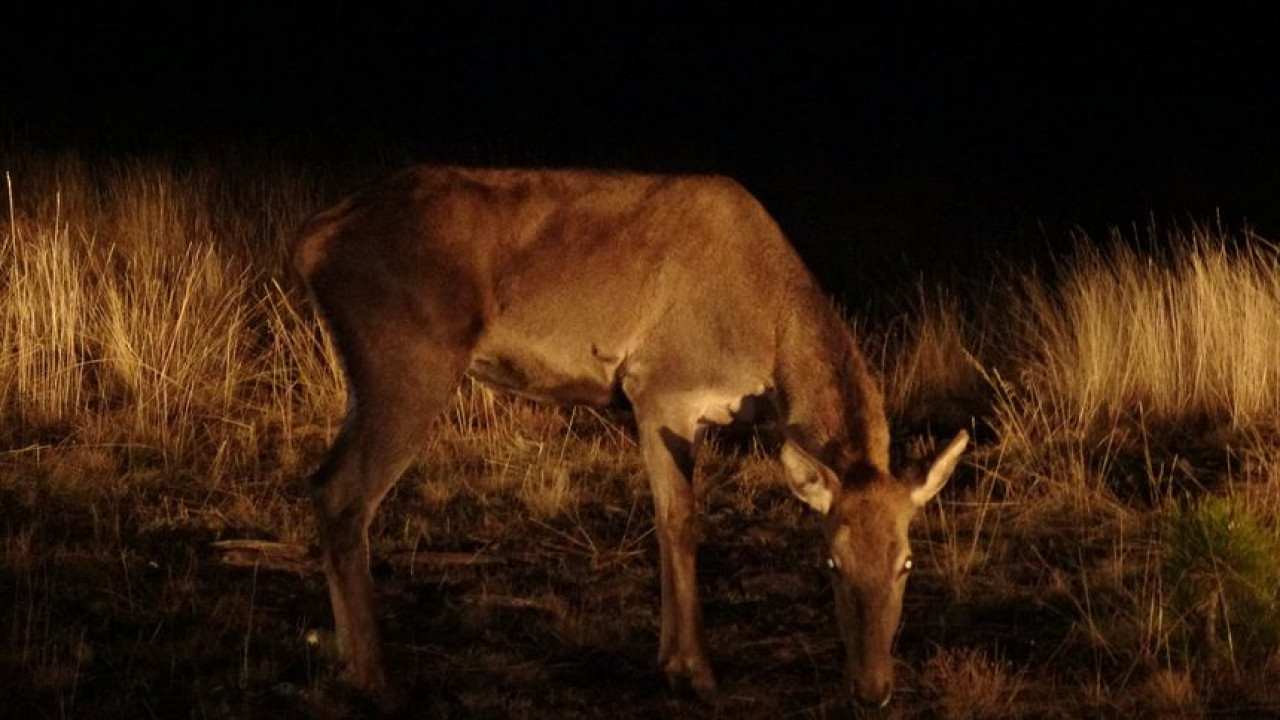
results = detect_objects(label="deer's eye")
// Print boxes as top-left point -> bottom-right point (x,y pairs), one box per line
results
902,556 -> 914,573
826,557 -> 839,571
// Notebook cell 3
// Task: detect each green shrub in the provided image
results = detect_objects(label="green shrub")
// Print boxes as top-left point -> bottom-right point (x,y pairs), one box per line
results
1162,494 -> 1280,667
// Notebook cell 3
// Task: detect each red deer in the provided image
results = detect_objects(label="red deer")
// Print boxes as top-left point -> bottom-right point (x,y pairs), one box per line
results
292,166 -> 968,710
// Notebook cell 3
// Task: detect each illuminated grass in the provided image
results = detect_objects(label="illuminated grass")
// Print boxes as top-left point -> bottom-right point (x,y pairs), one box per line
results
2,152 -> 1279,717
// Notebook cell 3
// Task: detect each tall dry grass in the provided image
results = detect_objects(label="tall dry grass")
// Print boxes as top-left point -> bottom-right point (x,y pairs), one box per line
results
997,228 -> 1280,452
1,155 -> 345,473
875,285 -> 988,434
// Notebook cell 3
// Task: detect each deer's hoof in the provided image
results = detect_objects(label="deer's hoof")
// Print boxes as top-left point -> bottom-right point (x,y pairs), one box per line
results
663,658 -> 719,703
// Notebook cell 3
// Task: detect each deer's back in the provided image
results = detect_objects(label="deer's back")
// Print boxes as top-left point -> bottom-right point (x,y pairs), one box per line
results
294,166 -> 823,406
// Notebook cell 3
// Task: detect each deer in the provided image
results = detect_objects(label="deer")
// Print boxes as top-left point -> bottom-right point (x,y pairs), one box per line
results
292,165 -> 968,711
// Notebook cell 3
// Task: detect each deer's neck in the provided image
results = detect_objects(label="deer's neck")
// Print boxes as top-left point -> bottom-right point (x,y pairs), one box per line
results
775,292 -> 890,478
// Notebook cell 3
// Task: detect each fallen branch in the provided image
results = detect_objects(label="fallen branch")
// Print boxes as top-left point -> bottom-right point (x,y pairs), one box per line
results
211,540 -> 315,575
210,539 -> 507,574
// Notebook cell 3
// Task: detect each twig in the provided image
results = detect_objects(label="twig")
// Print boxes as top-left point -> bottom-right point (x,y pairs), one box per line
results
211,539 -> 315,575
211,539 -> 511,574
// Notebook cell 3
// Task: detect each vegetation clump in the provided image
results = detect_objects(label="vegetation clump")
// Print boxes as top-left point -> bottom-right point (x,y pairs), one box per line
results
1163,494 -> 1280,667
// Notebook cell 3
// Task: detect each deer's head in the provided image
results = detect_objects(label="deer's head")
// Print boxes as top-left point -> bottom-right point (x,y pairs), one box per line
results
782,430 -> 968,706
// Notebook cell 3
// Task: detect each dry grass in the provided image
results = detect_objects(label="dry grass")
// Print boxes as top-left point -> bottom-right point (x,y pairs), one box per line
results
997,229 -> 1280,449
920,647 -> 1025,719
875,285 -> 988,434
3,152 -> 1279,718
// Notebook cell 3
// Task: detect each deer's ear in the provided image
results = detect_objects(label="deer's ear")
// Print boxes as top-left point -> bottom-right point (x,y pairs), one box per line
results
781,442 -> 840,514
909,430 -> 969,506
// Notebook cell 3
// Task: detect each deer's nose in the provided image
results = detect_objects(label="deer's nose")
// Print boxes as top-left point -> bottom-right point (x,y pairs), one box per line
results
853,673 -> 893,708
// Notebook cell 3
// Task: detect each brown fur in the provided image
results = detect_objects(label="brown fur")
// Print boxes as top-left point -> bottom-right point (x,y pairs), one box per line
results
293,166 -> 967,710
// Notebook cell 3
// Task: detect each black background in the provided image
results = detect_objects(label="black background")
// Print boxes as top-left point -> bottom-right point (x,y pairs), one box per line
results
4,3 -> 1277,299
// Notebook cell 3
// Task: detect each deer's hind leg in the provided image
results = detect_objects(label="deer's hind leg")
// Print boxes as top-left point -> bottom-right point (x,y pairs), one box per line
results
309,311 -> 473,711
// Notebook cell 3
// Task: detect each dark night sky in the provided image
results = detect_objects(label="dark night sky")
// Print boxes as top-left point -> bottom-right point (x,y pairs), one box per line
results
4,3 -> 1278,294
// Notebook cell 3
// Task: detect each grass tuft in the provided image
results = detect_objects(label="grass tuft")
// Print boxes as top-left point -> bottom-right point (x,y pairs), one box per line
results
1162,494 -> 1280,668
921,647 -> 1025,719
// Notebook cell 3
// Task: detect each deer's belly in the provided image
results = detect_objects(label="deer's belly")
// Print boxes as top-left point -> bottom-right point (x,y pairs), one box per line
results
466,344 -> 623,407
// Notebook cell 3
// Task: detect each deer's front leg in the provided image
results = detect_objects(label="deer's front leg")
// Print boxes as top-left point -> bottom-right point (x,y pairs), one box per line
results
638,417 -> 716,700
